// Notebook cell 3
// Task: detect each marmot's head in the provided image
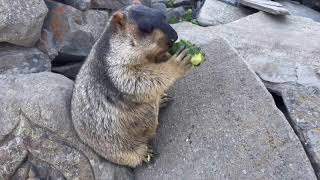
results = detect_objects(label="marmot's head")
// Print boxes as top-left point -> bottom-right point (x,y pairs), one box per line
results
105,5 -> 178,65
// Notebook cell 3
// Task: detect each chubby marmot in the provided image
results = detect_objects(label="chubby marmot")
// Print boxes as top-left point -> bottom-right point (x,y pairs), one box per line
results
71,5 -> 192,167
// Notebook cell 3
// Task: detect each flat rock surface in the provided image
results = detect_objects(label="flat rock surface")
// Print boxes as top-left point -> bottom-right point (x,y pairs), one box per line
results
197,0 -> 253,26
214,12 -> 320,88
239,0 -> 289,15
0,44 -> 51,75
0,72 -> 133,180
0,0 -> 48,47
134,35 -> 316,179
173,12 -> 320,178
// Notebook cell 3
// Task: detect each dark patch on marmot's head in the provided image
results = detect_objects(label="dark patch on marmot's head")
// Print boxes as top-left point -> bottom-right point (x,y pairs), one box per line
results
125,5 -> 178,44
108,5 -> 178,64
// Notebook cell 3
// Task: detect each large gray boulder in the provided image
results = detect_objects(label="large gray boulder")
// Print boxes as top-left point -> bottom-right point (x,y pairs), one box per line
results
135,35 -> 316,179
214,12 -> 320,177
196,0 -> 253,26
0,0 -> 48,47
279,0 -> 320,22
0,72 -> 133,180
38,0 -> 109,60
0,44 -> 51,75
214,12 -> 320,89
173,12 -> 320,177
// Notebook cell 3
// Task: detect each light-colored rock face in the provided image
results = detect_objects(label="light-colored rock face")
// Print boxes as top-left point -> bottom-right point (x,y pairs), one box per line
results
279,0 -> 320,22
37,0 -> 109,60
0,72 -> 133,180
173,12 -> 320,177
196,0 -> 253,26
0,45 -> 51,75
214,12 -> 320,88
134,36 -> 317,179
0,0 -> 48,47
239,0 -> 289,15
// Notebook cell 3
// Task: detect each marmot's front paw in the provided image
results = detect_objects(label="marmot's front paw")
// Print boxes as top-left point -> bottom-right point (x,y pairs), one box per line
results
169,47 -> 192,77
160,93 -> 173,108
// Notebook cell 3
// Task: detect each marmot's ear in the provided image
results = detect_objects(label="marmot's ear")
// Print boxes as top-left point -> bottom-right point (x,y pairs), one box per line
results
111,11 -> 126,31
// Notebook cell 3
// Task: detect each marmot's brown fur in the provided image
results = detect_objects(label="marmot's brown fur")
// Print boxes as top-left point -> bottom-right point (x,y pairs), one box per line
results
71,5 -> 192,167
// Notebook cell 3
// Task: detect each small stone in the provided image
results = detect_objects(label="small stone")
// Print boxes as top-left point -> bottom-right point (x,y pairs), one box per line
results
239,0 -> 289,15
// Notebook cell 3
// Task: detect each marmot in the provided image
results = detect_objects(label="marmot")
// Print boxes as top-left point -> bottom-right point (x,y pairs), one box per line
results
71,5 -> 192,167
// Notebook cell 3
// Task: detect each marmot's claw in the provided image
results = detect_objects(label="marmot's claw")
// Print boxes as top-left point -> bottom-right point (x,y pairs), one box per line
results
160,94 -> 174,108
143,146 -> 154,163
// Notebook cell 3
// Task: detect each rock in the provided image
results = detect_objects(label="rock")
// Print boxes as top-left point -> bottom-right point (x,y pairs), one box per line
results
0,0 -> 48,47
0,72 -> 133,180
239,0 -> 289,15
279,0 -> 320,22
169,0 -> 192,7
52,62 -> 83,80
91,0 -> 132,9
0,44 -> 51,75
0,137 -> 28,179
37,0 -> 109,61
54,0 -> 91,10
196,0 -> 253,26
213,12 -> 320,88
174,12 -> 320,178
167,7 -> 187,21
134,35 -> 317,179
151,2 -> 167,14
218,0 -> 240,6
267,83 -> 320,177
301,0 -> 320,11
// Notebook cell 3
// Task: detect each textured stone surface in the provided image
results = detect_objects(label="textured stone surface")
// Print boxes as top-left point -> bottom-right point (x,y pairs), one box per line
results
267,83 -> 320,177
219,0 -> 240,6
214,12 -> 320,178
0,44 -> 51,75
197,0 -> 253,26
0,0 -> 48,47
0,72 -> 133,180
173,12 -> 320,178
91,0 -> 132,9
135,35 -> 316,179
214,12 -> 320,88
240,0 -> 289,15
54,0 -> 91,10
279,0 -> 320,22
38,0 -> 109,60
